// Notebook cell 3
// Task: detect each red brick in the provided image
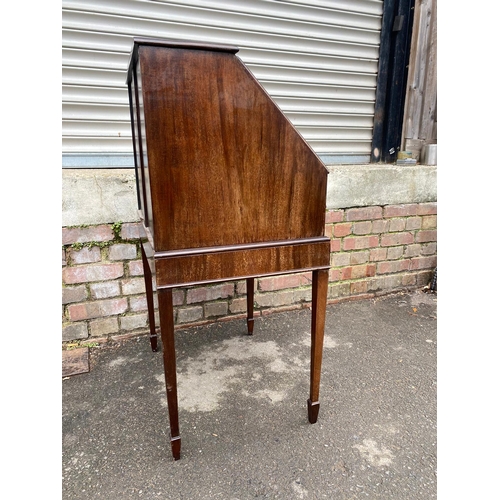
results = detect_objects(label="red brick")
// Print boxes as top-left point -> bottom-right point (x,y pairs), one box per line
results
351,281 -> 368,294
173,290 -> 184,306
372,220 -> 390,233
415,230 -> 437,243
120,313 -> 148,331
177,306 -> 203,323
416,203 -> 437,215
325,210 -> 344,223
67,298 -> 128,321
410,256 -> 437,270
324,225 -> 333,238
351,264 -> 376,279
69,246 -> 102,265
236,281 -> 247,295
377,260 -> 411,274
370,248 -> 387,262
328,282 -> 350,299
62,285 -> 88,305
381,232 -> 414,247
330,239 -> 341,252
340,267 -> 352,280
421,242 -> 437,255
416,270 -> 434,286
259,273 -> 310,292
89,317 -> 119,337
406,217 -> 422,231
62,225 -> 114,245
370,275 -> 402,291
346,206 -> 383,221
352,221 -> 372,235
186,283 -> 234,304
129,296 -> 148,312
255,290 -> 295,308
122,278 -> 146,295
120,222 -> 142,240
109,243 -> 137,261
402,273 -> 417,286
389,218 -> 406,232
383,204 -> 418,218
62,323 -> 88,341
351,266 -> 366,280
333,223 -> 352,238
387,246 -> 404,260
204,301 -> 229,318
421,215 -> 437,229
331,253 -> 350,267
90,281 -> 120,299
229,297 -> 247,314
343,235 -> 379,250
128,260 -> 144,276
63,263 -> 124,284
350,251 -> 370,265
404,244 -> 422,258
329,268 -> 341,281
62,348 -> 89,377
293,288 -> 312,303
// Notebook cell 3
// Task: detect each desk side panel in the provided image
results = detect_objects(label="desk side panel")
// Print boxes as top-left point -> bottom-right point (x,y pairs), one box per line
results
139,45 -> 328,252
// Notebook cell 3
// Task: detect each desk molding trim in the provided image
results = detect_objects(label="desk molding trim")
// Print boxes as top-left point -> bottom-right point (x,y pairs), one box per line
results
153,236 -> 330,259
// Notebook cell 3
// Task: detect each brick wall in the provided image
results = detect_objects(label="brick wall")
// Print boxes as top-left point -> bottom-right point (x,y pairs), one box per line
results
62,202 -> 437,344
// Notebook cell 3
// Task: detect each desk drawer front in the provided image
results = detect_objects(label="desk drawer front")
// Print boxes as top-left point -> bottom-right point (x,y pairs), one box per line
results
155,241 -> 330,288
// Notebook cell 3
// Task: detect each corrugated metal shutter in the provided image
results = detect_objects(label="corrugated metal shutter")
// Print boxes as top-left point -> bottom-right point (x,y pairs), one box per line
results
62,0 -> 383,166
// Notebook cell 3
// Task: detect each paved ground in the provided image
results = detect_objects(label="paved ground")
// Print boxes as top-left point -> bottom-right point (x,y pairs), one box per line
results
62,290 -> 437,499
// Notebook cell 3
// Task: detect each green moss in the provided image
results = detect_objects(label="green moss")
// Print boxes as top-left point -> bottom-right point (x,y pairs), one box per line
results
63,341 -> 100,350
111,221 -> 123,239
69,241 -> 110,250
64,221 -> 136,251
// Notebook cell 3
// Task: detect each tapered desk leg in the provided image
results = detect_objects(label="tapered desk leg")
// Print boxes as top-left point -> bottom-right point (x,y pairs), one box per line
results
307,269 -> 328,424
141,243 -> 158,352
158,288 -> 181,460
246,277 -> 255,335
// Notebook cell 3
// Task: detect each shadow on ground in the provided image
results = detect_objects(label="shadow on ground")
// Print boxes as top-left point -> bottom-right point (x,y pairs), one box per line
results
63,290 -> 437,499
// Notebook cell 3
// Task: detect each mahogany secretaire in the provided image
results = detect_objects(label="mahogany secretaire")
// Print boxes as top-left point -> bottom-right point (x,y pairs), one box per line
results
126,37 -> 330,460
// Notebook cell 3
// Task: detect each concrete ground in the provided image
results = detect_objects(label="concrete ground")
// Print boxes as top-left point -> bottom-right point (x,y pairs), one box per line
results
62,290 -> 437,499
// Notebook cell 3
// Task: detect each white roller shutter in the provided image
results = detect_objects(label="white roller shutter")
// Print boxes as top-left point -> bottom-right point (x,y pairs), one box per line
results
62,0 -> 383,166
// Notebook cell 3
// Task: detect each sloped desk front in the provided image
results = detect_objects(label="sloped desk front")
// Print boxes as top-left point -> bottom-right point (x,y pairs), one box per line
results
127,37 -> 330,460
